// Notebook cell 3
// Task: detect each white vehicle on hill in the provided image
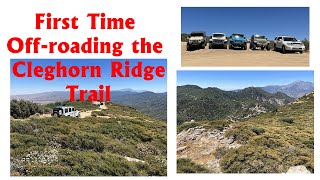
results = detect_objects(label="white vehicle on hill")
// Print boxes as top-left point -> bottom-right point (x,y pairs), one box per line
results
209,33 -> 227,49
51,106 -> 80,118
274,36 -> 305,54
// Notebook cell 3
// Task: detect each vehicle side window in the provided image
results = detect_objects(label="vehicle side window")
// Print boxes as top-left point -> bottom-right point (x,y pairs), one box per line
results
72,108 -> 75,111
69,108 -> 72,112
65,108 -> 68,113
275,37 -> 278,40
278,37 -> 282,40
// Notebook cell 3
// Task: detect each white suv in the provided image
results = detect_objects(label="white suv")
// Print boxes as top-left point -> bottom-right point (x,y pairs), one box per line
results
209,33 -> 227,49
52,106 -> 80,118
274,36 -> 305,54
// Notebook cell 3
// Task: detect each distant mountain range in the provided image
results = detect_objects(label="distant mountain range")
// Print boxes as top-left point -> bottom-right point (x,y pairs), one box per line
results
177,85 -> 295,124
261,81 -> 314,98
11,89 -> 167,120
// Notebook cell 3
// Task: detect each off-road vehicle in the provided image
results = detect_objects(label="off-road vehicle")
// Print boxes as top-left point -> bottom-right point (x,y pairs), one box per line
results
186,31 -> 207,51
274,36 -> 305,54
52,106 -> 80,118
229,33 -> 247,50
209,33 -> 228,49
250,35 -> 270,50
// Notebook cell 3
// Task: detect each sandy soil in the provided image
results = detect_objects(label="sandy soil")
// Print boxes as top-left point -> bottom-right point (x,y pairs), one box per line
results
181,42 -> 309,67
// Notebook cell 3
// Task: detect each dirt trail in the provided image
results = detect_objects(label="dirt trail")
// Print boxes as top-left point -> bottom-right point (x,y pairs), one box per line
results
177,125 -> 240,173
181,42 -> 309,67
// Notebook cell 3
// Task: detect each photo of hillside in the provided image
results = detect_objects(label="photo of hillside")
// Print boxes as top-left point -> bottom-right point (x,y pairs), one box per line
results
10,59 -> 167,176
177,71 -> 314,173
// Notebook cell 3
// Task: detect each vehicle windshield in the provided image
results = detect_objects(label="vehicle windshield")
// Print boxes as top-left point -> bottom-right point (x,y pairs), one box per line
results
232,34 -> 244,38
213,34 -> 225,37
255,36 -> 266,39
283,37 -> 297,41
190,33 -> 204,37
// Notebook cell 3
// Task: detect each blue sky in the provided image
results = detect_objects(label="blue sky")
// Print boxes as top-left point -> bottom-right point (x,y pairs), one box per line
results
177,71 -> 314,90
182,7 -> 309,40
11,59 -> 167,95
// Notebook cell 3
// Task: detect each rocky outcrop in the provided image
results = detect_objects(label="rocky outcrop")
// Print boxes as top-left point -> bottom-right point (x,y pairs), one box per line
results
287,166 -> 311,174
177,126 -> 240,173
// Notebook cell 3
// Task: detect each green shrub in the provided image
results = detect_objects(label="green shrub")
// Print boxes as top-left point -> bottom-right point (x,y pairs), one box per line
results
177,158 -> 209,173
302,38 -> 309,51
281,118 -> 294,124
11,99 -> 50,119
250,126 -> 265,135
59,133 -> 105,152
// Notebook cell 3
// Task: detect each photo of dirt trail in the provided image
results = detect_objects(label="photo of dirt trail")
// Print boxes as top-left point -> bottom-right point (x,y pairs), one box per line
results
181,42 -> 309,67
10,59 -> 167,176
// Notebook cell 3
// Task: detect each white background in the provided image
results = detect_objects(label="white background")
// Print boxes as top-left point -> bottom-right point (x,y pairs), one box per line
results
0,0 -> 318,179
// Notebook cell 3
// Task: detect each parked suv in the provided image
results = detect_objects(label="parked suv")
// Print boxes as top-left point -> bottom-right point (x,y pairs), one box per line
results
186,31 -> 207,51
250,35 -> 270,50
274,36 -> 305,54
209,33 -> 227,49
229,33 -> 247,50
52,106 -> 80,118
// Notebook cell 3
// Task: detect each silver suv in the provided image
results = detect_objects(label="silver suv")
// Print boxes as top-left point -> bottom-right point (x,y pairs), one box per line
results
209,33 -> 227,49
274,36 -> 305,54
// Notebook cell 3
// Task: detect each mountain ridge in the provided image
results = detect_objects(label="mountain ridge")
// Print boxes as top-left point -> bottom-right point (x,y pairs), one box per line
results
177,85 -> 295,124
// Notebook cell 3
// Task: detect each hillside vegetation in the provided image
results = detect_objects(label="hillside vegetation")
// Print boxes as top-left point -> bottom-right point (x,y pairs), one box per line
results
221,93 -> 314,173
177,85 -> 294,124
177,93 -> 313,173
11,99 -> 50,119
11,101 -> 167,176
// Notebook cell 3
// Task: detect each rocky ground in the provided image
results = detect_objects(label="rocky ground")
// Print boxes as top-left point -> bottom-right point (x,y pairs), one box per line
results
177,125 -> 240,173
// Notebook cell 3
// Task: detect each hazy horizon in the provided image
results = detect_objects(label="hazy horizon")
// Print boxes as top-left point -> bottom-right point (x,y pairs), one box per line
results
177,71 -> 314,91
11,59 -> 167,95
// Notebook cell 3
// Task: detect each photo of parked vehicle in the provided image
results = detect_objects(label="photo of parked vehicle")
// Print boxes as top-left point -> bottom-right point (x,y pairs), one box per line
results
186,31 -> 207,51
209,33 -> 227,49
229,33 -> 247,50
250,35 -> 270,50
181,7 -> 309,66
273,36 -> 305,54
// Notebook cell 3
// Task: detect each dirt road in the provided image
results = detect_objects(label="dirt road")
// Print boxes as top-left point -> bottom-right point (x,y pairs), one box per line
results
181,42 -> 309,67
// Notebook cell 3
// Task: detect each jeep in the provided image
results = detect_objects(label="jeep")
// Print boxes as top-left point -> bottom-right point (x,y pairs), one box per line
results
209,33 -> 227,49
52,106 -> 80,118
274,36 -> 305,54
250,35 -> 270,50
229,33 -> 247,50
186,31 -> 207,51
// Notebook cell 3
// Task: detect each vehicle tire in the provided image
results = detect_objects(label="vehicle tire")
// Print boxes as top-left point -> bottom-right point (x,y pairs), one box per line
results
274,44 -> 277,51
266,45 -> 270,51
53,113 -> 58,118
282,46 -> 287,54
253,44 -> 256,50
243,44 -> 247,50
186,44 -> 191,51
261,46 -> 265,50
300,51 -> 304,54
201,43 -> 206,49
